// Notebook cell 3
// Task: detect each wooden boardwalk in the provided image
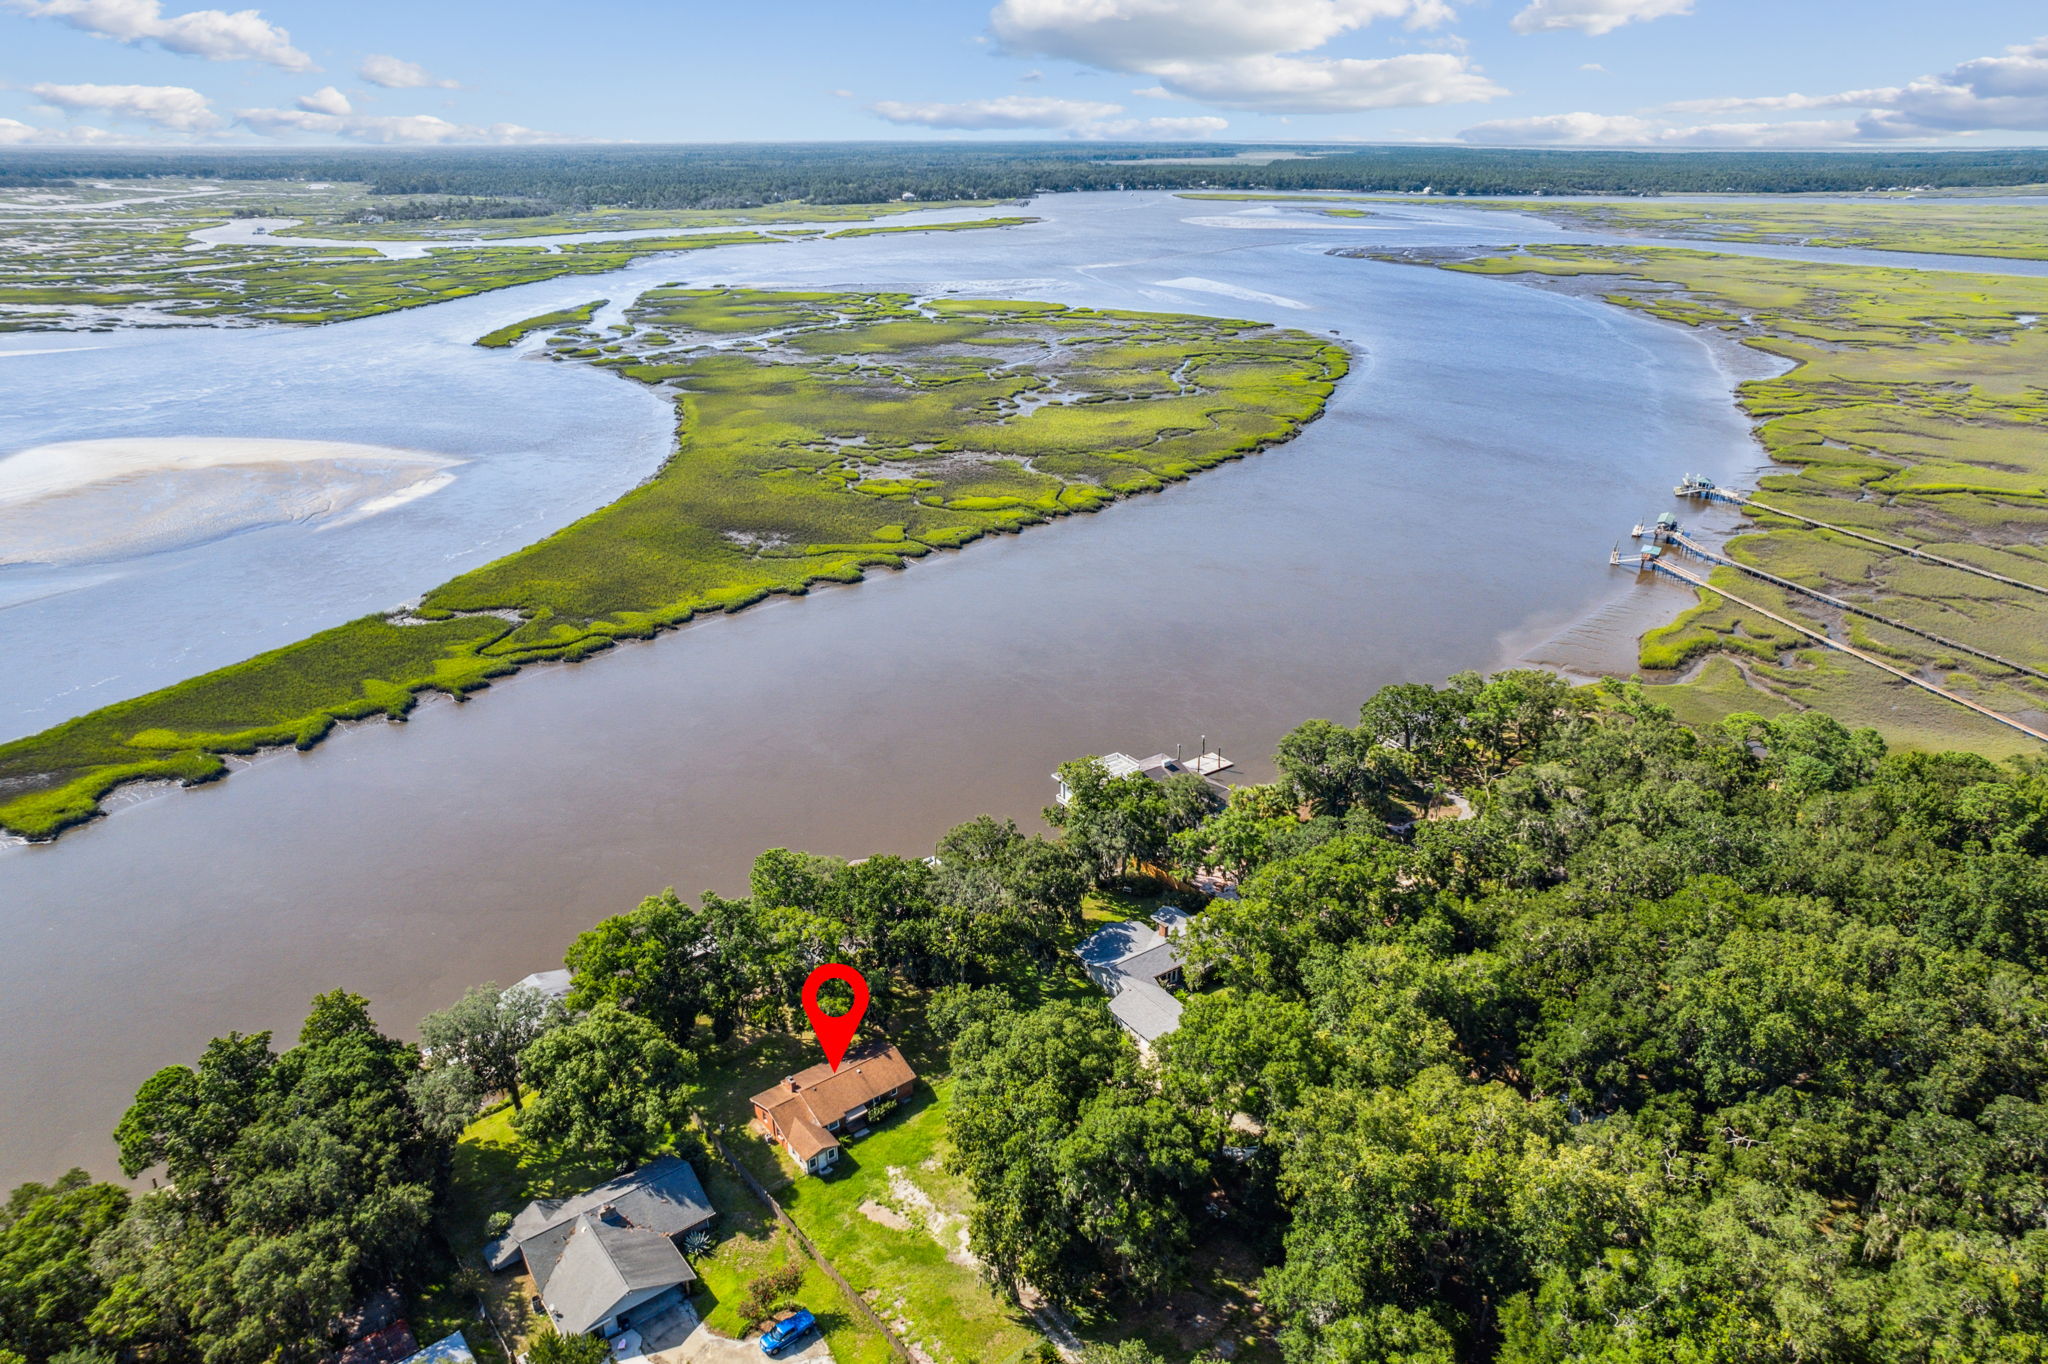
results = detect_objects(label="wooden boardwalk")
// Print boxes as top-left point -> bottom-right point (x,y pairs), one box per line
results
1673,477 -> 2048,599
1641,525 -> 2048,686
1637,554 -> 2048,745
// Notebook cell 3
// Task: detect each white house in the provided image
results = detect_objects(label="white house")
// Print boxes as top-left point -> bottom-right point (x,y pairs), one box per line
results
1076,917 -> 1189,1046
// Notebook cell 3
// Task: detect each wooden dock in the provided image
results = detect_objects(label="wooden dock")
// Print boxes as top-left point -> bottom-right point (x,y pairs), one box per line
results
1673,475 -> 2048,599
1611,546 -> 2048,745
1634,523 -> 2048,686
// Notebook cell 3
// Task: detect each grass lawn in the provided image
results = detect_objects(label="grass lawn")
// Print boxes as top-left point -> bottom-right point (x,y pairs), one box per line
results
689,1159 -> 897,1364
690,1024 -> 1047,1364
425,1100 -> 898,1362
774,1081 -> 1046,1364
414,1100 -> 617,1360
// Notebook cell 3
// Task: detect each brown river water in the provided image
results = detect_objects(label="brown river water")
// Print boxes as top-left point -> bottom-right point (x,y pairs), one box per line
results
0,192 -> 1773,1184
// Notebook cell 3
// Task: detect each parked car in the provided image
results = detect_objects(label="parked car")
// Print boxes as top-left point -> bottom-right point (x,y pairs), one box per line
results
759,1308 -> 817,1356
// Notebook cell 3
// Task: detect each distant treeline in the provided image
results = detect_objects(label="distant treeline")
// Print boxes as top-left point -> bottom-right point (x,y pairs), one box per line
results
3,143 -> 2047,207
339,195 -> 558,222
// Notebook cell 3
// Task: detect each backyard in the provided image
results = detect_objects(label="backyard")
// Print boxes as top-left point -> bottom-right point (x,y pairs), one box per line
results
428,1101 -> 895,1363
693,1030 -> 1047,1364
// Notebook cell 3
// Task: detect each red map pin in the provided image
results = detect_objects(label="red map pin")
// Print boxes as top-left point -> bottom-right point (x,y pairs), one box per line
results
801,964 -> 870,1072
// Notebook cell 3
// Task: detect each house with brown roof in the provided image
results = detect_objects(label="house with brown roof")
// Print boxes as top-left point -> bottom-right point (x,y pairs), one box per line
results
749,1041 -> 917,1175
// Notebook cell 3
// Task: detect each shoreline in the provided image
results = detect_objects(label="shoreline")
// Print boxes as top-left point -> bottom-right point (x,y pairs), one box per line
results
0,290 -> 1348,843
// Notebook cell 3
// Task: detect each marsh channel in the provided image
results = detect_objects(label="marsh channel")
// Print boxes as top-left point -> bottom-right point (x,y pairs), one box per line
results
4,189 -> 2036,1185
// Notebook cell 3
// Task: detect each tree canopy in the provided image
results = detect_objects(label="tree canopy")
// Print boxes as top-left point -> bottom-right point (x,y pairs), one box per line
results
515,1003 -> 696,1169
78,993 -> 447,1364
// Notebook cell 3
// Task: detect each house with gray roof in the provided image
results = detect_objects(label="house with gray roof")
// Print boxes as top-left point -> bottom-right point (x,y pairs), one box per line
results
482,1157 -> 713,1339
1076,917 -> 1188,1047
507,969 -> 572,1005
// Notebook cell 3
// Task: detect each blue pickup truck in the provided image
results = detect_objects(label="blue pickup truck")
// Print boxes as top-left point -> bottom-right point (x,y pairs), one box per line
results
759,1308 -> 818,1356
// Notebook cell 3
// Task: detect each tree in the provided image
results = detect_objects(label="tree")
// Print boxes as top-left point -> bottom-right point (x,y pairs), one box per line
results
1274,718 -> 1391,816
419,982 -> 564,1112
113,1029 -> 274,1188
0,1172 -> 128,1360
298,987 -> 380,1047
526,1327 -> 610,1364
736,1262 -> 805,1326
1046,759 -> 1214,882
407,1063 -> 485,1142
1080,1343 -> 1172,1364
950,1000 -> 1207,1304
94,992 -> 447,1364
932,816 -> 1088,969
1157,995 -> 1336,1133
565,892 -> 711,1041
1169,782 -> 1344,879
516,1004 -> 695,1168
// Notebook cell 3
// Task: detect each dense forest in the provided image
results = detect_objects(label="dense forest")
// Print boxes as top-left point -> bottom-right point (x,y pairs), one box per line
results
5,674 -> 2045,1363
5,143 -> 2048,207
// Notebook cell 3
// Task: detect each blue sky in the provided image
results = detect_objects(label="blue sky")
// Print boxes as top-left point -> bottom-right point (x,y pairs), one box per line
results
3,0 -> 2046,149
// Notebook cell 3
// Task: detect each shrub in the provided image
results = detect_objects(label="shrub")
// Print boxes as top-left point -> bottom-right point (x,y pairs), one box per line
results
737,1261 -> 807,1327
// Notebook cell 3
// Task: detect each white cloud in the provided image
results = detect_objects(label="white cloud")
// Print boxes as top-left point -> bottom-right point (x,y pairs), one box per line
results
990,0 -> 1454,68
982,0 -> 1497,114
0,115 -> 114,143
1458,110 -> 1870,146
356,53 -> 458,89
1079,115 -> 1231,137
1148,52 -> 1503,112
1480,34 -> 2048,145
1511,0 -> 1690,36
5,0 -> 311,69
295,84 -> 351,116
1658,119 -> 1865,146
1861,36 -> 2048,136
1132,85 -> 1172,98
1458,111 -> 1655,143
1019,69 -> 1044,81
1661,88 -> 1895,114
236,107 -> 567,144
1579,62 -> 1605,71
866,94 -> 1124,129
30,81 -> 218,131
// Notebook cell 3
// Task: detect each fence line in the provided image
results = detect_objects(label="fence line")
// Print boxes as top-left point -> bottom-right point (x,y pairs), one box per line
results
702,1126 -> 915,1361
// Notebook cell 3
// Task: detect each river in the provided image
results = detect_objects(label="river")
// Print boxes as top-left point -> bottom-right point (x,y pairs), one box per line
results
0,190 -> 1853,1184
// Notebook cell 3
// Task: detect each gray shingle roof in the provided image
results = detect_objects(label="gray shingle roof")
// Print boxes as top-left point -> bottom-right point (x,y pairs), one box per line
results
1107,979 -> 1184,1044
1078,919 -> 1189,1042
509,970 -> 572,1002
1075,920 -> 1163,971
483,1157 -> 713,1271
1114,941 -> 1184,984
527,1212 -> 695,1336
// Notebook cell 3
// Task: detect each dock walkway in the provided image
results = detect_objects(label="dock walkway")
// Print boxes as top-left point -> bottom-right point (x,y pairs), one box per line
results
1638,555 -> 2048,745
1640,525 -> 2048,686
1673,476 -> 2048,600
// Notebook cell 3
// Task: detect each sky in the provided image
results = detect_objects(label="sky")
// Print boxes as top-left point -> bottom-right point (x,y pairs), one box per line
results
2,0 -> 2046,150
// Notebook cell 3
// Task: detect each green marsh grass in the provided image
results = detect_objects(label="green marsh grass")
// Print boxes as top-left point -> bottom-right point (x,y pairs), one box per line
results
0,288 -> 1345,839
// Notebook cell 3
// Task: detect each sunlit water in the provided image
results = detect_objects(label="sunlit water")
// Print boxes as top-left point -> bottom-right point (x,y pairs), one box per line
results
2,191 -> 2029,1185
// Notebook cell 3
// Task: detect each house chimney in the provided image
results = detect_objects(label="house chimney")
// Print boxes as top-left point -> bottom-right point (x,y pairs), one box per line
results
785,1075 -> 798,1092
